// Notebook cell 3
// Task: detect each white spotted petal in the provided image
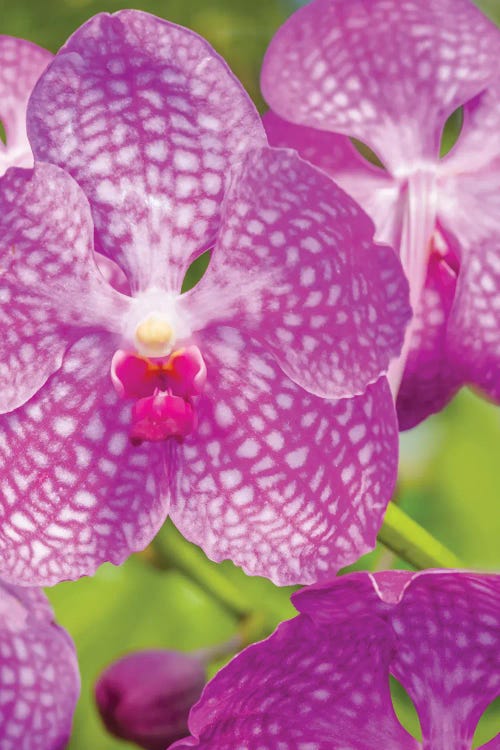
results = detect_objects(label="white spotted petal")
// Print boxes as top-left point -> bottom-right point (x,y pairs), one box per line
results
170,328 -> 399,585
27,10 -> 266,293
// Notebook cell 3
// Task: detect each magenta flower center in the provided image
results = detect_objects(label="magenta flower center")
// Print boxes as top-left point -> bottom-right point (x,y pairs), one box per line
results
111,346 -> 206,445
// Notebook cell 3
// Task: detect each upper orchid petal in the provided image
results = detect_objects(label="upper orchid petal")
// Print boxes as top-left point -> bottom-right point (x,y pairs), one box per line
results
0,335 -> 168,586
0,36 -> 52,174
27,10 -> 266,293
261,0 -> 500,172
174,571 -> 500,750
181,147 -> 411,400
169,328 -> 398,586
0,163 -> 131,413
396,250 -> 461,429
0,581 -> 80,750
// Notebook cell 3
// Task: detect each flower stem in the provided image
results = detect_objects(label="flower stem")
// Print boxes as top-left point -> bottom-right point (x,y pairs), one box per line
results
149,520 -> 251,620
378,502 -> 463,570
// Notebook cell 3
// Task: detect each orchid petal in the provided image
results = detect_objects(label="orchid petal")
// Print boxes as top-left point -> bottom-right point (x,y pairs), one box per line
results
0,335 -> 168,586
169,329 -> 398,585
182,147 -> 410,400
0,163 -> 131,413
0,36 -> 51,174
396,250 -> 461,429
390,572 -> 500,749
261,0 -> 500,171
28,10 -> 265,293
0,580 -> 79,750
439,166 -> 500,402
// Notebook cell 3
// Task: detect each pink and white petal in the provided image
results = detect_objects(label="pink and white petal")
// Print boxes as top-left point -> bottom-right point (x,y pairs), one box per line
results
438,172 -> 500,402
390,572 -> 500,750
396,250 -> 461,430
183,148 -> 411,400
0,36 -> 52,174
263,110 -> 405,250
0,334 -> 169,586
0,580 -> 80,750
169,329 -> 398,586
261,0 -> 500,171
28,10 -> 266,293
173,602 -> 417,750
0,163 -> 130,413
441,81 -> 500,176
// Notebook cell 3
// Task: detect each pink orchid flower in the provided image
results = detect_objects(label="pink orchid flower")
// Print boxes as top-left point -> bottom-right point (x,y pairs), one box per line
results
0,11 -> 410,586
0,579 -> 80,750
262,0 -> 500,429
173,570 -> 500,750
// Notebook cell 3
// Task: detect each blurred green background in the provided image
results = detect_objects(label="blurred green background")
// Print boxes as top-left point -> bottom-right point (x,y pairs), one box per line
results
0,0 -> 499,747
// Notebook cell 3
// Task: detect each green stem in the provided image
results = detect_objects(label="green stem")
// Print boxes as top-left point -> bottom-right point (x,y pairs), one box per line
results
150,520 -> 251,620
378,502 -> 463,570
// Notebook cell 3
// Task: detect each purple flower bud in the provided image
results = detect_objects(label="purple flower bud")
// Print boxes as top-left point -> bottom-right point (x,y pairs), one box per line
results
95,650 -> 206,750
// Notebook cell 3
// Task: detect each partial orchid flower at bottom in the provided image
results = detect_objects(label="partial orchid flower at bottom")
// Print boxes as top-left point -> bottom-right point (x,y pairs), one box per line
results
0,579 -> 79,750
171,570 -> 500,750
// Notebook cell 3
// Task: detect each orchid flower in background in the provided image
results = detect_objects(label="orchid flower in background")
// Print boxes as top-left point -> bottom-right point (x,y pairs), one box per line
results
0,35 -> 51,174
172,570 -> 500,750
262,0 -> 500,429
0,10 -> 411,587
0,580 -> 80,750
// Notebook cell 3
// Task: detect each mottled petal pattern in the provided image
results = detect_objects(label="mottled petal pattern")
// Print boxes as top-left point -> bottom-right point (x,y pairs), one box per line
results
439,164 -> 500,402
261,0 -> 500,169
263,110 -> 404,251
0,36 -> 52,174
170,329 -> 398,585
173,571 -> 500,750
397,250 -> 461,429
28,10 -> 266,292
0,580 -> 79,750
0,335 -> 168,586
0,163 -> 130,413
183,148 -> 410,399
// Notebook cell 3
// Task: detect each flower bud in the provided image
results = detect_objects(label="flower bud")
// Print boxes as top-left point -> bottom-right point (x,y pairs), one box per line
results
95,649 -> 206,750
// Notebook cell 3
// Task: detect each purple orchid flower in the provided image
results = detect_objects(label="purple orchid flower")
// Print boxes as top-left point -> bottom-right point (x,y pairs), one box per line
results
262,0 -> 500,429
0,579 -> 80,750
0,11 -> 409,584
0,10 -> 410,587
0,36 -> 52,175
96,649 -> 206,750
172,570 -> 500,750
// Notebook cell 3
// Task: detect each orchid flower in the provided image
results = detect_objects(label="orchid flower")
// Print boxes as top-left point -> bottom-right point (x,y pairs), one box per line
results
0,35 -> 52,175
172,570 -> 500,750
0,11 -> 410,587
262,0 -> 500,429
0,579 -> 80,750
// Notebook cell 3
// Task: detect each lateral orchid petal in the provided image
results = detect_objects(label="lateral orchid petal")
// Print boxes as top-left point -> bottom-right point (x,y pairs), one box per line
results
182,147 -> 410,400
170,330 -> 398,585
0,36 -> 51,174
0,580 -> 80,750
27,10 -> 266,292
0,163 -> 130,413
173,571 -> 500,750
